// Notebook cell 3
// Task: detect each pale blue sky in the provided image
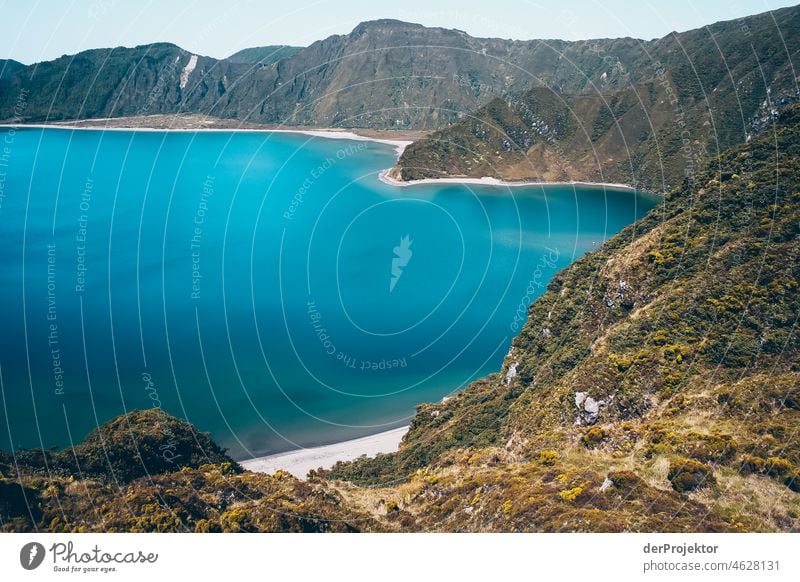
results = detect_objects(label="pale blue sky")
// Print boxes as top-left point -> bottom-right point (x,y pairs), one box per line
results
1,0 -> 797,64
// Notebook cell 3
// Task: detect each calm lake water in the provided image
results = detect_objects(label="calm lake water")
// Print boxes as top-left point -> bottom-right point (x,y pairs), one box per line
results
0,128 -> 659,458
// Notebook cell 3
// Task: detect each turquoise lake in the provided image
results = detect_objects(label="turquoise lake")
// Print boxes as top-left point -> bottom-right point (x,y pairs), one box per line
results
0,128 -> 659,458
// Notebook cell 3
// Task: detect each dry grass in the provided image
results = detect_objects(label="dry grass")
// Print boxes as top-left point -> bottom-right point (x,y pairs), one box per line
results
691,470 -> 800,532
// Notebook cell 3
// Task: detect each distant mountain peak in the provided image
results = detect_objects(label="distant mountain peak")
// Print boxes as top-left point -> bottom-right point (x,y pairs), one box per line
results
350,19 -> 426,35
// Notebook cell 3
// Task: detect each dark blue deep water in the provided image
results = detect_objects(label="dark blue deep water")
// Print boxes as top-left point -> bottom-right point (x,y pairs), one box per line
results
0,128 -> 658,458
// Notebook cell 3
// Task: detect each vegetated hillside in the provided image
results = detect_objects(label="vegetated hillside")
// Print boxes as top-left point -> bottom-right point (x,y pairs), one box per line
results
3,105 -> 797,533
2,6 -> 798,134
396,5 -> 800,190
0,59 -> 25,80
325,104 -> 800,531
0,409 -> 381,532
226,46 -> 303,65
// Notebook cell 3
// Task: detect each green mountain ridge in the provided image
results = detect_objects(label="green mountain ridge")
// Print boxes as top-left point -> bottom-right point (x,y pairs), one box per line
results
226,45 -> 303,65
2,103 -> 798,533
0,59 -> 25,80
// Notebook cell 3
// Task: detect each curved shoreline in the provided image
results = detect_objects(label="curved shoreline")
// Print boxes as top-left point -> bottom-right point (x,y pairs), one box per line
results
377,168 -> 639,191
0,122 -> 413,157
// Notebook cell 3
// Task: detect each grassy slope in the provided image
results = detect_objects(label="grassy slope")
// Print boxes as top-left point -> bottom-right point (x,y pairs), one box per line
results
225,46 -> 303,65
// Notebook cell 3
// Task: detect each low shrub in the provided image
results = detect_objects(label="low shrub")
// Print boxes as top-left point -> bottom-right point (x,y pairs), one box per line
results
667,458 -> 715,492
538,450 -> 561,465
581,427 -> 607,449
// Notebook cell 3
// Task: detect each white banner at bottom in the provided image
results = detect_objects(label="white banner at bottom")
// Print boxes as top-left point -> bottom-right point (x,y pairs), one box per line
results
0,533 -> 796,582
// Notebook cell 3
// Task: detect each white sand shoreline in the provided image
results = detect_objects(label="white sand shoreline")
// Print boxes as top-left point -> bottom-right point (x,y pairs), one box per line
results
269,128 -> 412,156
377,168 -> 638,191
240,426 -> 409,478
0,122 -> 413,157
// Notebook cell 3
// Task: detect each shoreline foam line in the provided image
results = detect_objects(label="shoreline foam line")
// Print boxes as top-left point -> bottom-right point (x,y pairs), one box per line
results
240,426 -> 409,478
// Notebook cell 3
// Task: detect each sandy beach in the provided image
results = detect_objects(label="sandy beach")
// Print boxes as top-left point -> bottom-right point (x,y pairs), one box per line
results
377,168 -> 638,191
0,118 -> 414,156
267,128 -> 412,156
240,426 -> 409,478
